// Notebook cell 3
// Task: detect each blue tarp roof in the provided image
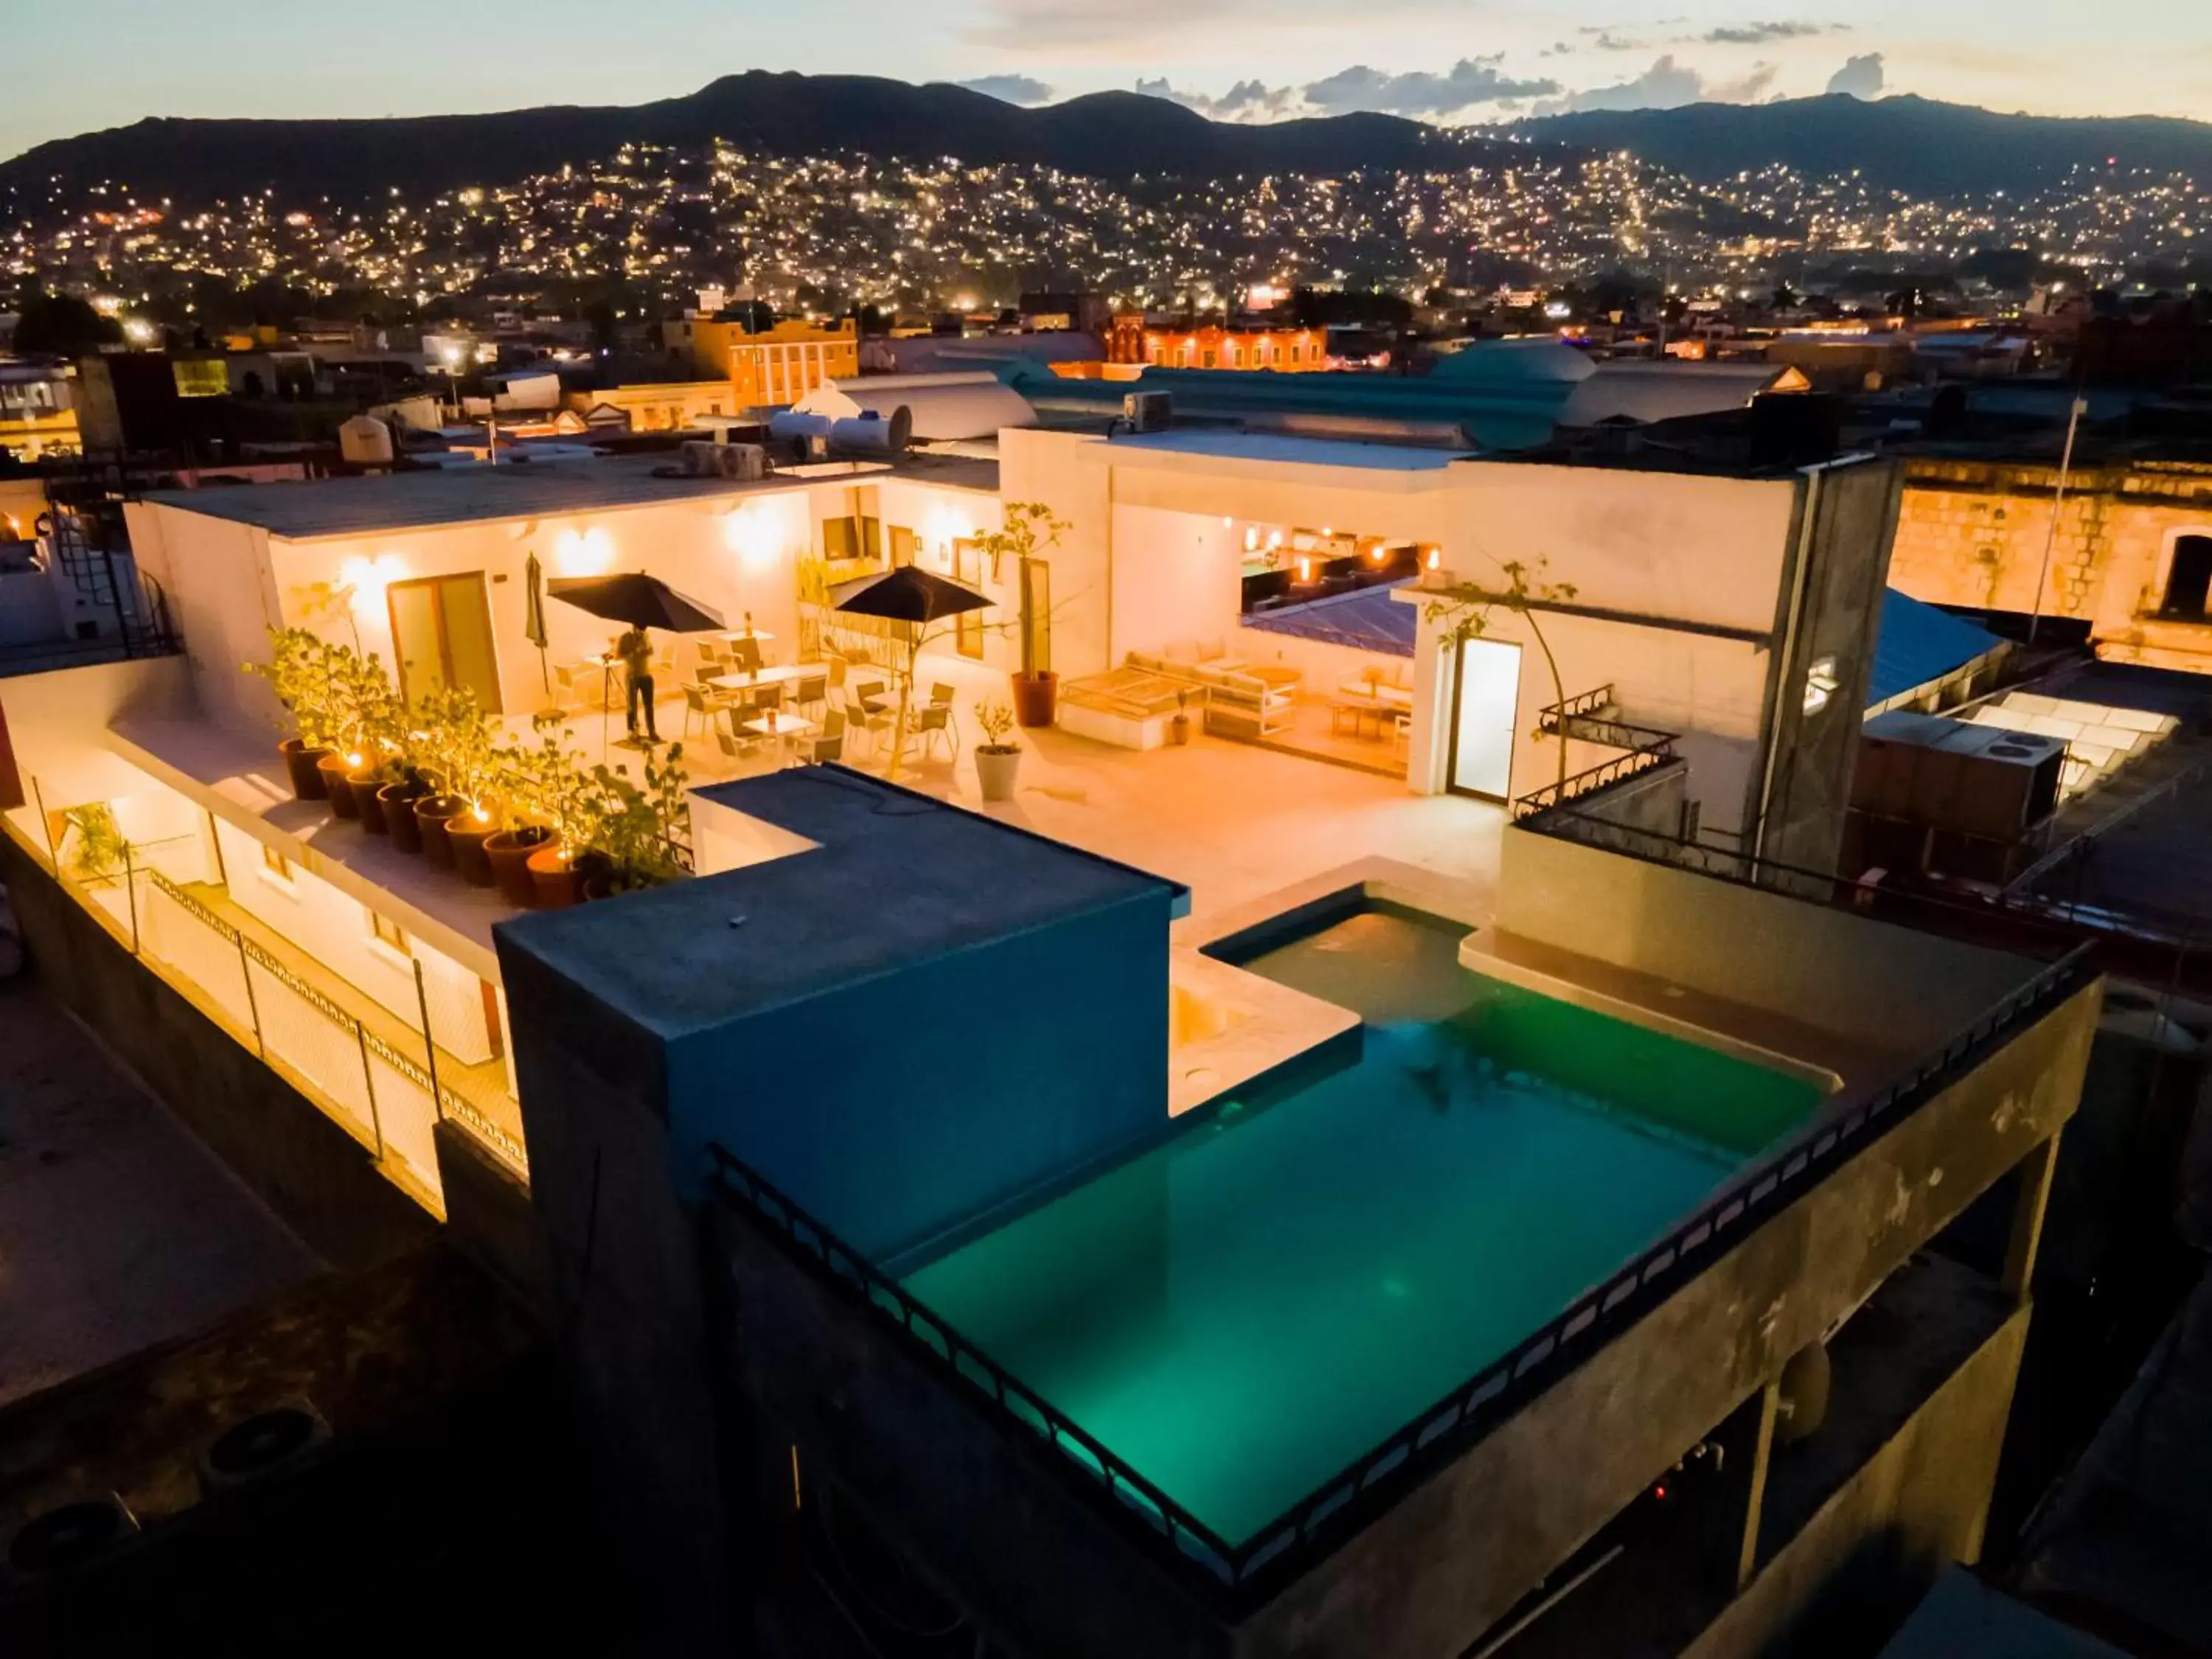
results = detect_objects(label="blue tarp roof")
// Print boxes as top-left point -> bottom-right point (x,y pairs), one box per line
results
1869,590 -> 2008,710
1243,581 -> 1419,656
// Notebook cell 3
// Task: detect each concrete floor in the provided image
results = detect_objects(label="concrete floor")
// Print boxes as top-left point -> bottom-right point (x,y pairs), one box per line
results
588,649 -> 1506,931
0,973 -> 322,1409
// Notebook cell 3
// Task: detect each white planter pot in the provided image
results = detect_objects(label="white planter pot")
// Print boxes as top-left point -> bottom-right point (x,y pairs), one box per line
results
975,745 -> 1022,802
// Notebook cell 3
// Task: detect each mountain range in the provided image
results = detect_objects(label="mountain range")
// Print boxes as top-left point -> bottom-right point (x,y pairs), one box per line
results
4,72 -> 2208,207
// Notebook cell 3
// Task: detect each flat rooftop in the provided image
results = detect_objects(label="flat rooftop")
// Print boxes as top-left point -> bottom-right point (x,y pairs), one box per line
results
901,901 -> 1830,1545
1100,429 -> 1472,472
495,766 -> 1184,1042
137,450 -> 998,540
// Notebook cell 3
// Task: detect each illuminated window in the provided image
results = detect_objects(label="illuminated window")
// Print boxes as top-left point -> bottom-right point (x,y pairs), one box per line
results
367,908 -> 409,955
260,843 -> 296,885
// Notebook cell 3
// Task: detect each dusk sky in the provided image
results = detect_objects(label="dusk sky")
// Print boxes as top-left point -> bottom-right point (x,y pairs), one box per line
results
5,0 -> 2205,161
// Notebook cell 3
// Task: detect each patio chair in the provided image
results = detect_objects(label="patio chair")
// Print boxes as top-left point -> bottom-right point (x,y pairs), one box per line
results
553,663 -> 597,714
694,639 -> 728,674
793,708 -> 846,765
794,673 -> 828,717
845,693 -> 897,756
911,702 -> 956,762
727,636 -> 764,676
748,684 -> 785,715
682,684 -> 734,738
854,679 -> 889,714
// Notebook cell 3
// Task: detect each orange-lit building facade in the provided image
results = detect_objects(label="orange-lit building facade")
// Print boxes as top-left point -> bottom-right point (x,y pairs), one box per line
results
667,317 -> 860,408
1106,313 -> 1329,373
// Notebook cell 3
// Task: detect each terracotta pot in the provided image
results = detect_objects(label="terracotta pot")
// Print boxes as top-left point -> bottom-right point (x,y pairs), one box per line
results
975,744 -> 1022,802
379,783 -> 429,854
1012,670 -> 1059,728
414,795 -> 468,871
282,739 -> 334,801
1169,712 -> 1192,746
486,829 -> 555,906
446,811 -> 501,888
318,754 -> 361,820
526,844 -> 585,909
355,775 -> 390,834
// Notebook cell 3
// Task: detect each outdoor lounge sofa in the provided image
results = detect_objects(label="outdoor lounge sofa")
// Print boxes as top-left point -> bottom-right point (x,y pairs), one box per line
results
1124,650 -> 1295,740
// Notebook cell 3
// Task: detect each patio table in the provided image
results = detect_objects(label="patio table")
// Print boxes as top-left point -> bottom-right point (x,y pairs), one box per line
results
707,662 -> 824,692
742,709 -> 817,764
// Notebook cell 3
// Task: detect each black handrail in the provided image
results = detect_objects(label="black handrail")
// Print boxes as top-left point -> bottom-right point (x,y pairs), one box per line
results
1512,745 -> 1678,820
705,942 -> 2093,1606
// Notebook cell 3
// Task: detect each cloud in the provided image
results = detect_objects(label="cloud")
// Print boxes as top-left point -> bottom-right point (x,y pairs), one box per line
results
1137,58 -> 1559,123
956,74 -> 1055,105
1546,54 -> 1708,111
1301,59 -> 1562,116
1826,52 -> 1886,97
1698,20 -> 1840,44
1538,52 -> 1789,114
1589,30 -> 1647,51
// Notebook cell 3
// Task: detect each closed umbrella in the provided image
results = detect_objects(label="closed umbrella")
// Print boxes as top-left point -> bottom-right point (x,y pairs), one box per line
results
548,573 -> 726,754
524,551 -> 549,692
832,568 -> 992,781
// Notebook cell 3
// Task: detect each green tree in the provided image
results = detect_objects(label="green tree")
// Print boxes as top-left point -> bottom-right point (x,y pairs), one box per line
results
12,291 -> 123,357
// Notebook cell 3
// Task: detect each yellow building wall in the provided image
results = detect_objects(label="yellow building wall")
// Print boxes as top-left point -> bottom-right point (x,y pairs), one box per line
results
1888,458 -> 2212,673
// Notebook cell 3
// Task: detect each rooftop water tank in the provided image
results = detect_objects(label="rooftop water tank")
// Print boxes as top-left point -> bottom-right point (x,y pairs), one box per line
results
338,414 -> 394,467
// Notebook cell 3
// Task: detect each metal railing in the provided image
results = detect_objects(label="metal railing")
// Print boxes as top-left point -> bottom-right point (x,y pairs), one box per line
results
711,938 -> 2093,1605
24,811 -> 527,1198
706,1146 -> 1249,1585
1511,744 -> 1680,821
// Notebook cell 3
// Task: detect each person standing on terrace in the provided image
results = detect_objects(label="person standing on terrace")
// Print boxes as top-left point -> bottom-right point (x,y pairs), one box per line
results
617,625 -> 659,745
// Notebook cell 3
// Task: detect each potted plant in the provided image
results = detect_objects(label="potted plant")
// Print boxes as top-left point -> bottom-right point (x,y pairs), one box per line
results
488,717 -> 585,906
578,747 -> 691,900
246,628 -> 339,800
411,686 -> 501,874
378,762 -> 434,854
326,648 -> 404,829
973,501 -> 1068,728
973,700 -> 1022,801
1169,688 -> 1193,746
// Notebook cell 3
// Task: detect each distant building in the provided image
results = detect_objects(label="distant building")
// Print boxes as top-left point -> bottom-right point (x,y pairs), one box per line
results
663,316 -> 858,407
0,362 -> 79,458
1018,291 -> 1111,335
562,380 -> 745,434
1889,451 -> 2212,676
1107,313 -> 1329,373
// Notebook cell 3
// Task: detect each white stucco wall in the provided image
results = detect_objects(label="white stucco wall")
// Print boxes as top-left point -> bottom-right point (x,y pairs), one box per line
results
213,815 -> 495,1064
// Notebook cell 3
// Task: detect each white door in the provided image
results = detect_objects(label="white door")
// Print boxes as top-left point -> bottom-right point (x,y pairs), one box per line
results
1448,636 -> 1521,800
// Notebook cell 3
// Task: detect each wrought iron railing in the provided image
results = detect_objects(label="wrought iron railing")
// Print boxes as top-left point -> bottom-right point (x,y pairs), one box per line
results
1511,745 -> 1679,821
711,937 -> 2094,1604
1535,684 -> 1683,765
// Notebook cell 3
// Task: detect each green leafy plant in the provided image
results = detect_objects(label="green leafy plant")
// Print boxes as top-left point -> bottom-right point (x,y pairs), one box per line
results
61,802 -> 127,882
973,699 -> 1018,754
246,627 -> 344,751
411,685 -> 503,810
579,745 -> 692,893
971,501 -> 1069,678
500,715 -> 596,844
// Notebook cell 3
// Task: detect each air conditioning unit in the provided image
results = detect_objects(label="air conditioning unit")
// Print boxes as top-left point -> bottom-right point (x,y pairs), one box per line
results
679,439 -> 719,477
198,1402 -> 333,1494
712,443 -> 768,481
1123,391 -> 1172,433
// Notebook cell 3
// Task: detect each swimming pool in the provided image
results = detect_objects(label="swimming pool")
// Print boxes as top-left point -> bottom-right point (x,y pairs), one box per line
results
902,899 -> 1827,1547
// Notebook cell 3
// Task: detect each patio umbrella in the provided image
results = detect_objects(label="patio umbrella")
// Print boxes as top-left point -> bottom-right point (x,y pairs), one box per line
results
832,567 -> 992,782
830,565 -> 991,628
523,551 -> 549,692
548,573 -> 726,755
546,572 -> 726,632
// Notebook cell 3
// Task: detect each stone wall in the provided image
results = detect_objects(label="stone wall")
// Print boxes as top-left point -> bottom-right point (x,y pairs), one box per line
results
1889,458 -> 2212,672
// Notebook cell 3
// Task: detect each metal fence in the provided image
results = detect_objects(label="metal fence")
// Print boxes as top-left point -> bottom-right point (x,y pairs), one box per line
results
709,945 -> 2093,1607
36,827 -> 526,1206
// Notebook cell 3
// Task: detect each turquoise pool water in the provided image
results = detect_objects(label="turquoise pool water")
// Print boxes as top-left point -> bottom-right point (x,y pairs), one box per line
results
902,902 -> 1826,1546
